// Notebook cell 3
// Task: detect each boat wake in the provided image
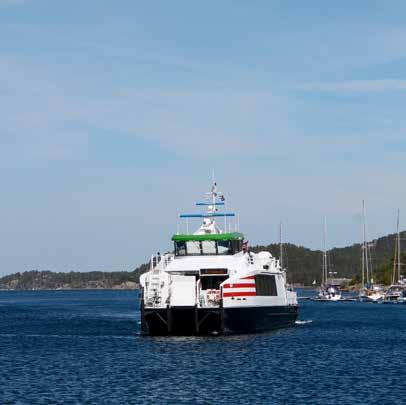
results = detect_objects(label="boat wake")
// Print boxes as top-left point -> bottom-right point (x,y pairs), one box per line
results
295,320 -> 313,325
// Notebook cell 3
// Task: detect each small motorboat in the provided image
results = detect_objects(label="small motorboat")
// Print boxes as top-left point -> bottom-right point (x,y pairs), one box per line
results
383,284 -> 406,304
313,284 -> 342,301
359,285 -> 384,303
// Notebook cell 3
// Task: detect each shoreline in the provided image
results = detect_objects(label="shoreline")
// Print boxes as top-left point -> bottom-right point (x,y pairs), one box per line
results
0,288 -> 139,292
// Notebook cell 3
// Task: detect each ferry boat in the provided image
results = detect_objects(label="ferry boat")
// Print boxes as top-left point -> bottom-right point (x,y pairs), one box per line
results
139,182 -> 298,335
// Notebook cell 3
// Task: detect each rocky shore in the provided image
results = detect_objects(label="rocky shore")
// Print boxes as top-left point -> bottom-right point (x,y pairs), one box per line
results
0,268 -> 147,291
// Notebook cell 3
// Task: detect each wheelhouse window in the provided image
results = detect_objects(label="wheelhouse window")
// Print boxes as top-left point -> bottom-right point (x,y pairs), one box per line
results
186,241 -> 201,255
201,241 -> 216,255
217,240 -> 231,254
174,239 -> 243,256
255,274 -> 277,296
175,241 -> 186,256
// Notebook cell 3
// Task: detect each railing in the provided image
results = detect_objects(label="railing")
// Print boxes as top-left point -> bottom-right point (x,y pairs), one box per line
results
150,253 -> 173,271
145,253 -> 173,307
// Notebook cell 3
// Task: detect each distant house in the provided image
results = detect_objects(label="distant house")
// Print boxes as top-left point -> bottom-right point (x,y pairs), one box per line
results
329,278 -> 351,287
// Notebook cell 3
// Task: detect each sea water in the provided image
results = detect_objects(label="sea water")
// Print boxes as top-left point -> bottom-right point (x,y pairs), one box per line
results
0,290 -> 405,404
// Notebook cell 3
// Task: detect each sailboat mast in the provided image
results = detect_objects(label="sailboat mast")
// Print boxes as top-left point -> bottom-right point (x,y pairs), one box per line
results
392,233 -> 397,285
397,209 -> 401,283
323,217 -> 328,286
362,200 -> 369,286
279,221 -> 283,269
361,218 -> 365,288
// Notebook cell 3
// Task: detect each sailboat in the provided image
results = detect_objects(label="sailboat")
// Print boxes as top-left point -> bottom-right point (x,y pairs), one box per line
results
359,201 -> 384,303
384,210 -> 406,304
312,217 -> 342,301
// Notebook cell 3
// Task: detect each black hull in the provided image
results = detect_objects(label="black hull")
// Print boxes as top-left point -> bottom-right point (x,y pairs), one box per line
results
141,305 -> 298,336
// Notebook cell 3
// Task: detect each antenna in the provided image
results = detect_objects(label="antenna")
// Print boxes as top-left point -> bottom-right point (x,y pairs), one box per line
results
178,179 -> 235,235
224,199 -> 227,233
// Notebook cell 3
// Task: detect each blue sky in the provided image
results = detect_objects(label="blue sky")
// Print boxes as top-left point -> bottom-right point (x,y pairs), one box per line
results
1,1 -> 406,275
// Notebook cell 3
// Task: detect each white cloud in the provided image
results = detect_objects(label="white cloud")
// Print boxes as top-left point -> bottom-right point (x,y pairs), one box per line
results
0,56 -> 297,163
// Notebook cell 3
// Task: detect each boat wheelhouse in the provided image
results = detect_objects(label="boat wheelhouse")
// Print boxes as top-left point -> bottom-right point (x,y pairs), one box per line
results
173,232 -> 244,257
139,182 -> 298,335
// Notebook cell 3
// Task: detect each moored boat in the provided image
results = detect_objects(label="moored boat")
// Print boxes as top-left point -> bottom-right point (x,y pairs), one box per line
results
384,210 -> 405,304
313,284 -> 342,301
358,201 -> 384,303
359,285 -> 384,303
139,182 -> 298,335
312,217 -> 343,302
383,283 -> 406,304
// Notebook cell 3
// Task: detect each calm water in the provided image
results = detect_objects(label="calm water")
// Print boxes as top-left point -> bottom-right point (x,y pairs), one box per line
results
1,290 -> 405,404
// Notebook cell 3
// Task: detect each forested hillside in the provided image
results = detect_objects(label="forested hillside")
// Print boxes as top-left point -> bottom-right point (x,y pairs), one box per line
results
0,232 -> 404,289
251,230 -> 403,285
0,263 -> 149,290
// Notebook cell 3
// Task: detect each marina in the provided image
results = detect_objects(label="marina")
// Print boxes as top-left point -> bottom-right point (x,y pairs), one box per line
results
307,203 -> 406,305
138,184 -> 406,320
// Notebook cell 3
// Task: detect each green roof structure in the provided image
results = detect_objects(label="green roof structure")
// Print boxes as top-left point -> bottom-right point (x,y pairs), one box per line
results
171,232 -> 244,242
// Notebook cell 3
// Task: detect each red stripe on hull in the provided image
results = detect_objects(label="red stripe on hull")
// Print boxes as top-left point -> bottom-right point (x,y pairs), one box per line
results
242,276 -> 255,279
223,283 -> 255,289
223,291 -> 257,297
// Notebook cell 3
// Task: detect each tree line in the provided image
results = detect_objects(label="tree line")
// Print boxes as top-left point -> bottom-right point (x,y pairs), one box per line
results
0,231 -> 403,289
